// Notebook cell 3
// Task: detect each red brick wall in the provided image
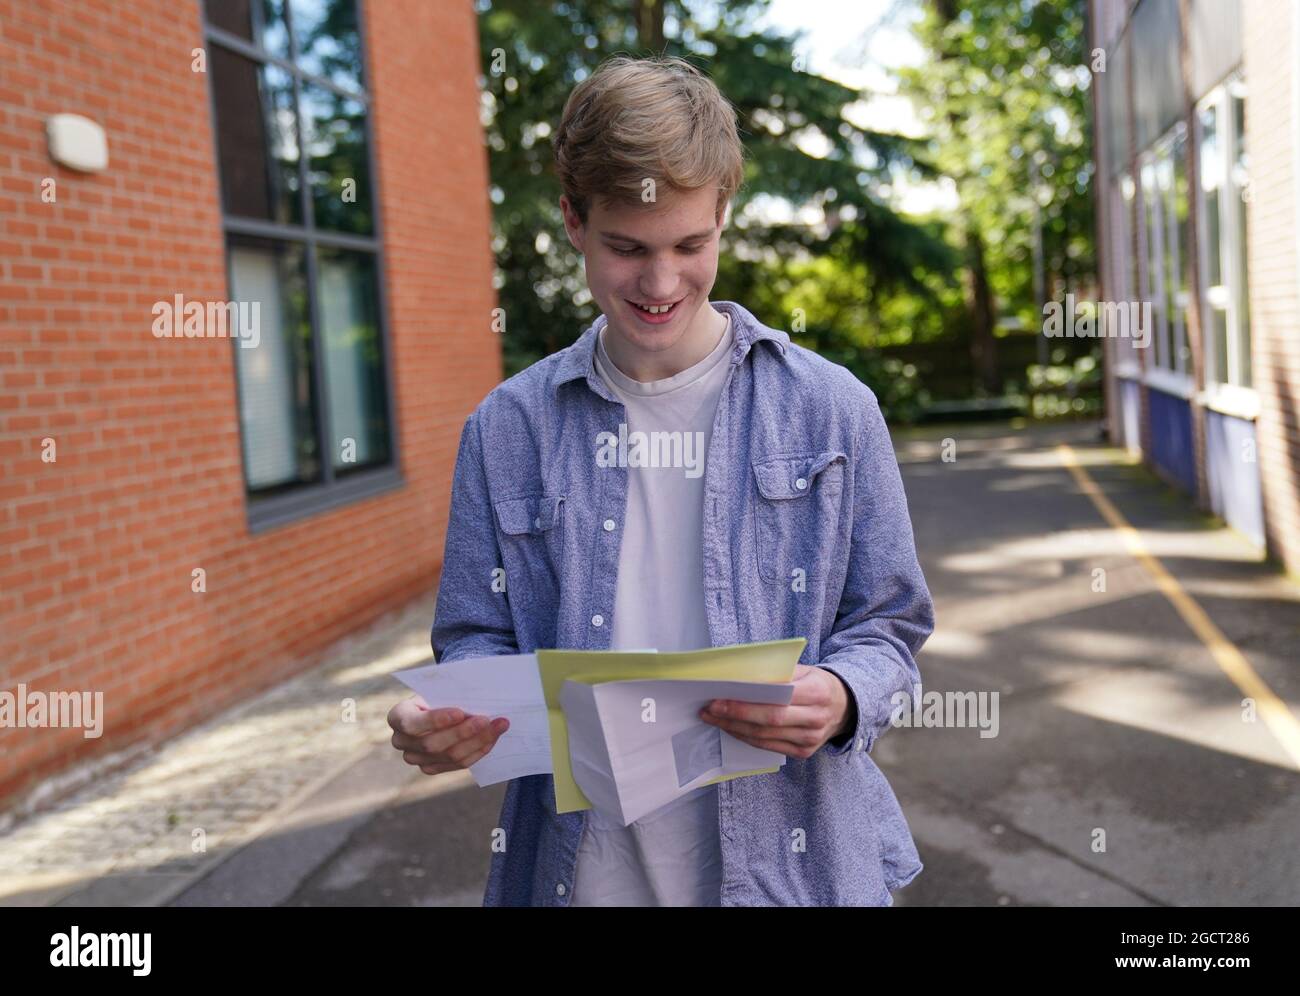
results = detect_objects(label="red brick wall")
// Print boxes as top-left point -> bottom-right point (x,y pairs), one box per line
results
0,0 -> 501,811
1242,1 -> 1300,578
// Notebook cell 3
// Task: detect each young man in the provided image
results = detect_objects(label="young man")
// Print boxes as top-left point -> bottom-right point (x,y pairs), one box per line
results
388,55 -> 935,906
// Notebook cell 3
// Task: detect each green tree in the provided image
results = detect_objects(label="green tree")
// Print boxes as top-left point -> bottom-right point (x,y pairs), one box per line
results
898,0 -> 1096,394
476,0 -> 954,383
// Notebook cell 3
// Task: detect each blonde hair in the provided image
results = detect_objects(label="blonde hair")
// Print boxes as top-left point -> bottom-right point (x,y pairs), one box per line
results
553,55 -> 746,225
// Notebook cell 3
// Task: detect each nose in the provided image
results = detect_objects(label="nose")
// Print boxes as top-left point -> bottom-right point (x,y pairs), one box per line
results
638,254 -> 680,302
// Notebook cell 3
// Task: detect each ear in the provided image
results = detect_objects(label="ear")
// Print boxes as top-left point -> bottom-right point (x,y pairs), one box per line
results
560,195 -> 585,254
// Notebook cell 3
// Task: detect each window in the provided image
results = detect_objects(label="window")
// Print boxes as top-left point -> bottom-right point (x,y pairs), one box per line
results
1197,75 -> 1252,392
1137,124 -> 1192,379
203,0 -> 396,529
1109,171 -> 1141,374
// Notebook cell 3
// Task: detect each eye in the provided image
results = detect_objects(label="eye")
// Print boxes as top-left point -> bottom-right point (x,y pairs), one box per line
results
678,245 -> 704,254
611,246 -> 641,256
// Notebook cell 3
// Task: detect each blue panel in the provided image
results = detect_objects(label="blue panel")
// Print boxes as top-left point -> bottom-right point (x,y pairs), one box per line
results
1204,410 -> 1265,548
1147,387 -> 1197,494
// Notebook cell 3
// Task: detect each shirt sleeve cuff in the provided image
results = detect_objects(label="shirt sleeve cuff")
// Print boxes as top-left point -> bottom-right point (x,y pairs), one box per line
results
818,663 -> 864,755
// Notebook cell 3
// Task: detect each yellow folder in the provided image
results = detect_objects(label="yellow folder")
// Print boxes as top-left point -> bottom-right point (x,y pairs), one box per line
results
537,638 -> 807,814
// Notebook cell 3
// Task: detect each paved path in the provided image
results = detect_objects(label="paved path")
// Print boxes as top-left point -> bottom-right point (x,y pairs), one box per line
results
3,419 -> 1297,906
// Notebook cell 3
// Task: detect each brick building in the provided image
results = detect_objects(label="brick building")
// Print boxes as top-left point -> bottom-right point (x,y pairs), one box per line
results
1090,0 -> 1300,577
0,0 -> 501,812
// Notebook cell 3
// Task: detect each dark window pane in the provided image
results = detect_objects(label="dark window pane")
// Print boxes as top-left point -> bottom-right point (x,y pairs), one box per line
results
316,248 -> 389,473
300,81 -> 373,234
212,48 -> 302,225
204,0 -> 291,60
290,0 -> 363,92
228,236 -> 321,491
204,0 -> 255,41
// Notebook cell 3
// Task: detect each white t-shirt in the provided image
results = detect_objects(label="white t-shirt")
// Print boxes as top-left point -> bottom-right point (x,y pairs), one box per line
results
569,311 -> 735,907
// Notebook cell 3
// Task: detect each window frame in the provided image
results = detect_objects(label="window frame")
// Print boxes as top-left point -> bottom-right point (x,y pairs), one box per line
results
1195,73 -> 1255,413
202,0 -> 402,533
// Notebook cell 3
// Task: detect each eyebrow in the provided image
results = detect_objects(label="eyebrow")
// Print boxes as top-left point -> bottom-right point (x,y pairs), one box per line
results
599,228 -> 716,245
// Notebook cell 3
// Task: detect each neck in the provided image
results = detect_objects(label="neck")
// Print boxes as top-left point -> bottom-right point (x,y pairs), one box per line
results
604,303 -> 728,382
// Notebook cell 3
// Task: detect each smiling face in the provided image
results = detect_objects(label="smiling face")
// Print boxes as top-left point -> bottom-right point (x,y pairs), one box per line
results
561,184 -> 728,381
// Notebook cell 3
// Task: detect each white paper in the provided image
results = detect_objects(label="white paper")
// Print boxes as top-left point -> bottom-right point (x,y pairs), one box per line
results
392,654 -> 551,786
560,677 -> 796,826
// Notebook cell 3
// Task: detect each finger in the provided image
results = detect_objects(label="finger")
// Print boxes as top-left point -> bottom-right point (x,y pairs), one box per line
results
444,717 -> 508,766
403,749 -> 441,766
419,762 -> 459,776
713,723 -> 804,756
458,722 -> 510,768
704,713 -> 821,748
703,700 -> 822,730
392,712 -> 476,753
396,701 -> 467,737
400,716 -> 492,766
414,713 -> 492,756
737,735 -> 816,759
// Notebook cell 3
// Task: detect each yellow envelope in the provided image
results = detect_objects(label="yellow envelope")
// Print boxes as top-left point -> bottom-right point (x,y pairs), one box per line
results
537,638 -> 807,814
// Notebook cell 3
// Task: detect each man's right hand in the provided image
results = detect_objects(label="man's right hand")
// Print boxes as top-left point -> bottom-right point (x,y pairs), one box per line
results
388,695 -> 510,775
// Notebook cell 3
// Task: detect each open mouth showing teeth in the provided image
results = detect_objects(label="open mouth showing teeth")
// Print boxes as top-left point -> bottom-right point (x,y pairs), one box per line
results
629,299 -> 682,315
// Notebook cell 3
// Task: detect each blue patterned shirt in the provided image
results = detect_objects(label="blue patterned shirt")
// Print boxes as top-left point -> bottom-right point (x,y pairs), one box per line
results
430,300 -> 935,906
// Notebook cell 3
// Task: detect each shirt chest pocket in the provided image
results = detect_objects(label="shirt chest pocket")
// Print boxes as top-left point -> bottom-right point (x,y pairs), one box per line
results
492,493 -> 566,593
752,451 -> 847,585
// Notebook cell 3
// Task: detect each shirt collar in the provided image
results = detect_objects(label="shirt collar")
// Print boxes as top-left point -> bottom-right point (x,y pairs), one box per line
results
552,300 -> 789,399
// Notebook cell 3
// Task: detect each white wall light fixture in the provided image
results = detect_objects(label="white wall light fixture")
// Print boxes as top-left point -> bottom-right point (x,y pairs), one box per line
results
46,113 -> 109,173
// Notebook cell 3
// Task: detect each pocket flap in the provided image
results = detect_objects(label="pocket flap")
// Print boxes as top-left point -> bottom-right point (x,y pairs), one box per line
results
493,494 -> 565,534
752,451 -> 846,499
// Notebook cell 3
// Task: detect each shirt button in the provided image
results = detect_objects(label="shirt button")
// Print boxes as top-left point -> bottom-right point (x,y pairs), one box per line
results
795,477 -> 808,490
603,518 -> 616,531
591,614 -> 604,627
534,516 -> 542,530
556,883 -> 567,896
855,737 -> 865,752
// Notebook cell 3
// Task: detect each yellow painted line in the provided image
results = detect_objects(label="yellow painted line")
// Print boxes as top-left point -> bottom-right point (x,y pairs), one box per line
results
1057,443 -> 1300,769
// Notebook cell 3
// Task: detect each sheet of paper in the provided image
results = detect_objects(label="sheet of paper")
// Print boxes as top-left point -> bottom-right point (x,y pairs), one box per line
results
561,677 -> 796,826
538,637 -> 806,814
392,654 -> 551,787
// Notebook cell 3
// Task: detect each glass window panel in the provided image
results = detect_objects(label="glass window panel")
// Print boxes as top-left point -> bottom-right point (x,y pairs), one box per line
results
1141,161 -> 1168,369
1159,150 -> 1180,372
211,48 -> 301,225
300,82 -> 373,234
229,236 -> 321,491
1170,132 -> 1191,373
316,248 -> 390,473
1122,173 -> 1140,323
208,0 -> 392,503
290,0 -> 363,92
258,0 -> 292,61
1199,104 -> 1222,284
1198,100 -> 1228,385
1231,91 -> 1252,388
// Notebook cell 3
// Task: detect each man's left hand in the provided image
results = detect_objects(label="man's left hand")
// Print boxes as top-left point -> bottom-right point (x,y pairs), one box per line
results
699,664 -> 852,759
